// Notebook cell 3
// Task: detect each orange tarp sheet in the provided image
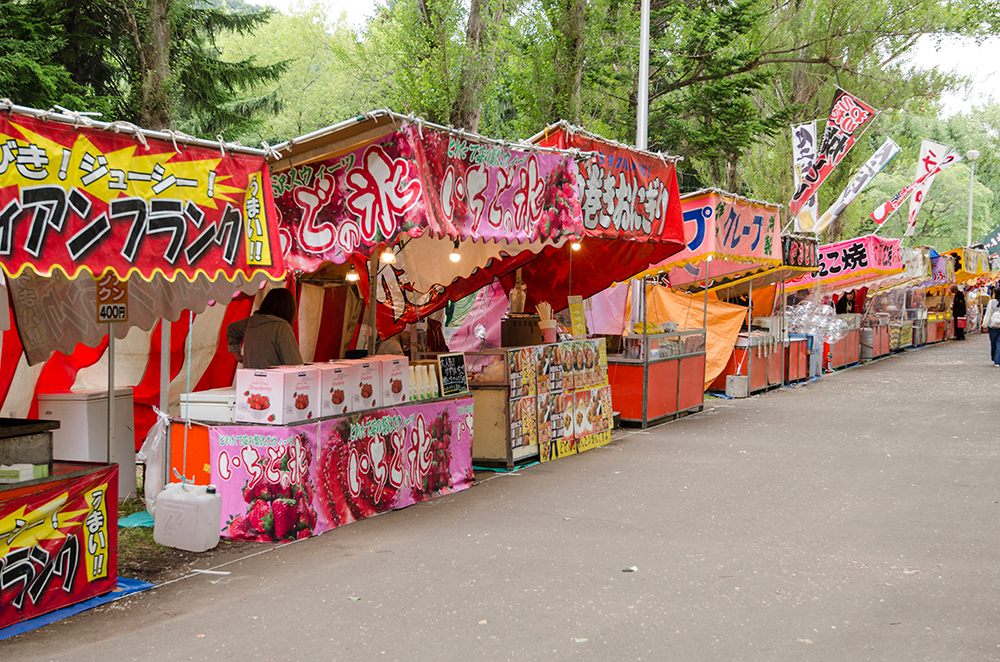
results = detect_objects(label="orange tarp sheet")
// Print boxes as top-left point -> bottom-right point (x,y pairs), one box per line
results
636,285 -> 747,389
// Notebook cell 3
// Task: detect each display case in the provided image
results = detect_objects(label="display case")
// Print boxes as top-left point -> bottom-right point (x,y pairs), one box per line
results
609,329 -> 706,427
465,349 -> 540,469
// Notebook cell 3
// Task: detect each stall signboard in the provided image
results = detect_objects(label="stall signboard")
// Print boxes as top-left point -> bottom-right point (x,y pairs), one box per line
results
786,234 -> 902,292
944,247 -> 990,281
782,234 -> 820,269
982,224 -> 1000,257
536,125 -> 685,246
95,270 -> 128,324
209,397 -> 474,541
538,339 -> 611,462
0,113 -> 280,283
634,189 -> 783,287
437,352 -> 469,397
0,464 -> 118,630
272,124 -> 583,273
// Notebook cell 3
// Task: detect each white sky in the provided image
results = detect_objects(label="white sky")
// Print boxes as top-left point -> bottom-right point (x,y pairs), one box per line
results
257,2 -> 1000,117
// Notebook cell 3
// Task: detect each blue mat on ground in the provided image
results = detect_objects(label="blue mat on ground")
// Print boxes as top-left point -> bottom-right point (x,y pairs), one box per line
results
0,578 -> 155,641
118,510 -> 154,528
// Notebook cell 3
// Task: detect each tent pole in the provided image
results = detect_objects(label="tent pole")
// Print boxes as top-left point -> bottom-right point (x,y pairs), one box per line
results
641,277 -> 648,429
107,324 -> 115,479
368,256 -> 377,355
160,319 -> 170,490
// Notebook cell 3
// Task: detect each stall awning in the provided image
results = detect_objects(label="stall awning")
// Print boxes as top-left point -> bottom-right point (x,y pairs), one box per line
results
868,246 -> 932,294
786,234 -> 902,294
942,247 -> 990,283
270,111 -> 585,273
0,104 -> 286,364
630,189 -> 784,288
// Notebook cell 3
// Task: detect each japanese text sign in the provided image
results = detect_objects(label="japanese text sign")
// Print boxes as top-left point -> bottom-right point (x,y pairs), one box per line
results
782,234 -> 819,269
791,121 -> 819,231
95,270 -> 128,323
813,138 -> 899,235
786,234 -> 902,291
272,125 -> 583,272
905,139 -> 950,237
536,126 -> 685,246
0,465 -> 118,630
790,89 -> 877,216
209,397 -> 474,541
0,113 -> 282,282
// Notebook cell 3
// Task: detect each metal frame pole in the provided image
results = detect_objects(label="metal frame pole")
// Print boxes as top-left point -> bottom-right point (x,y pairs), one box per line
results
641,278 -> 649,429
107,325 -> 115,470
368,255 -> 377,355
636,0 -> 650,150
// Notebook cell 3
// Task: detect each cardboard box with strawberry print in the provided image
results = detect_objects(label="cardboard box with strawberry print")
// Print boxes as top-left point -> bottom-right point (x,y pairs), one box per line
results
341,359 -> 382,411
235,367 -> 320,425
374,355 -> 410,405
311,362 -> 361,417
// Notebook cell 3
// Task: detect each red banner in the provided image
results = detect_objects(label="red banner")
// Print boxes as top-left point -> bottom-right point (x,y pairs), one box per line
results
536,125 -> 685,246
789,89 -> 877,216
271,125 -> 583,273
0,112 -> 282,282
0,465 -> 118,629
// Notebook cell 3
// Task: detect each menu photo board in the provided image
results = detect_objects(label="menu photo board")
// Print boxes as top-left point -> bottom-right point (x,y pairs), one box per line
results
437,352 -> 469,396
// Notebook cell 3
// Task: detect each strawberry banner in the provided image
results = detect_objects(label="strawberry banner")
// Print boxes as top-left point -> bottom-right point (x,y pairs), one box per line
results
0,465 -> 118,630
271,124 -> 582,272
789,89 -> 878,216
210,396 -> 474,542
0,112 -> 282,283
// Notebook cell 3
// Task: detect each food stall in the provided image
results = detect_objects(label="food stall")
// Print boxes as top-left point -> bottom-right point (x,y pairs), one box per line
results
785,234 -> 903,370
0,103 -> 284,618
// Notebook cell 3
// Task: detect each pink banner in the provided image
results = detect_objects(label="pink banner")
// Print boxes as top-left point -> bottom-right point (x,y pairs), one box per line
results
786,234 -> 902,291
271,124 -> 582,272
209,396 -> 474,542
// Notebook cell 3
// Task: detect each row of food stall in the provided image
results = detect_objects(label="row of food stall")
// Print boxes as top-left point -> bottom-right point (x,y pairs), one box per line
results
1,99 -> 992,630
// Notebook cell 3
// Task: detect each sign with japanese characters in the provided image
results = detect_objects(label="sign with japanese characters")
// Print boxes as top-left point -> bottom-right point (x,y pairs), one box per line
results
209,397 -> 474,541
982,225 -> 1000,257
95,270 -> 128,323
639,190 -> 783,288
813,138 -> 899,235
272,125 -> 583,272
0,464 -> 118,630
905,140 -> 951,237
0,112 -> 282,282
535,125 -> 686,246
791,121 -> 820,231
872,150 -> 961,225
781,234 -> 820,269
789,89 -> 878,216
786,234 -> 902,291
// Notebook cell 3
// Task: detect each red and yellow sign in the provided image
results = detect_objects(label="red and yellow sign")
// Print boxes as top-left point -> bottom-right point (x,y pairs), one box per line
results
0,112 -> 282,283
95,270 -> 128,323
0,465 -> 118,629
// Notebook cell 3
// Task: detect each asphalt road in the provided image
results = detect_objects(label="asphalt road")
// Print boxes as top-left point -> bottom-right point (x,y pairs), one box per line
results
7,333 -> 1000,661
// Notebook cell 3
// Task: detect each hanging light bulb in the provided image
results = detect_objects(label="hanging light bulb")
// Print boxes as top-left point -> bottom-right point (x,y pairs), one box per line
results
571,240 -> 582,251
346,264 -> 360,282
449,239 -> 461,263
380,246 -> 396,264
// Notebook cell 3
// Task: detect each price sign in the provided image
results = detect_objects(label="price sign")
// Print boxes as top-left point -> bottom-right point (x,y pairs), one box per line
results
96,271 -> 128,323
437,352 -> 469,397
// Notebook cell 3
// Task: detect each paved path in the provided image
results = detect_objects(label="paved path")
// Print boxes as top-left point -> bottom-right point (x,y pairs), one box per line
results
7,334 -> 1000,661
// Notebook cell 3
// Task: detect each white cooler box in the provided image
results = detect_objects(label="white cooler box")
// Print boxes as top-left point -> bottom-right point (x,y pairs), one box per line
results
37,387 -> 135,500
181,387 -> 237,423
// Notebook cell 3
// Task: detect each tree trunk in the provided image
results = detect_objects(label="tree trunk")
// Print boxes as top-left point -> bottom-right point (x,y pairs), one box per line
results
551,0 -> 587,123
142,0 -> 172,130
450,0 -> 488,131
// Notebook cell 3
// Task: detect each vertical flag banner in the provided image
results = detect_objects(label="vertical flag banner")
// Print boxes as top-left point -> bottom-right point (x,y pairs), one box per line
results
904,139 -> 950,237
871,151 -> 962,225
813,138 -> 900,235
791,121 -> 820,231
789,89 -> 878,216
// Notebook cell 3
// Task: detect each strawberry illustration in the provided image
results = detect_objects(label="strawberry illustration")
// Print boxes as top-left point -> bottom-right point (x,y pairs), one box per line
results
226,514 -> 254,541
296,527 -> 312,540
248,499 -> 273,534
272,498 -> 298,540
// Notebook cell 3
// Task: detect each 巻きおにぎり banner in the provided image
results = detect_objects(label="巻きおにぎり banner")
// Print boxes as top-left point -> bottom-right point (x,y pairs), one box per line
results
0,112 -> 281,282
271,124 -> 583,272
0,464 -> 118,630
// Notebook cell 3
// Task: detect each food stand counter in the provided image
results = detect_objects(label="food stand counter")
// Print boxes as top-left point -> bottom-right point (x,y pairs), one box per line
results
709,331 -> 782,394
608,330 -> 706,426
861,315 -> 892,361
826,314 -> 860,370
784,335 -> 809,383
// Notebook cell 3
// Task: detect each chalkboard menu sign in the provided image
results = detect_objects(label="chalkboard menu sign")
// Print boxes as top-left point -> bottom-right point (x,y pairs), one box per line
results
437,352 -> 469,396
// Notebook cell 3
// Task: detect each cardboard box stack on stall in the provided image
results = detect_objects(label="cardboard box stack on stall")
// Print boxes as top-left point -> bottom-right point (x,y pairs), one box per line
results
342,359 -> 382,411
375,355 -> 410,405
311,362 -> 360,417
235,367 -> 320,424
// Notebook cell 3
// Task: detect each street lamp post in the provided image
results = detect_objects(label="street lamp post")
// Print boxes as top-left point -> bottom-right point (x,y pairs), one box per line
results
967,149 -> 980,246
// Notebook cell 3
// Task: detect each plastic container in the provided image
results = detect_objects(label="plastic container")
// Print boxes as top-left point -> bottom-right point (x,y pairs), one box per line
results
539,320 -> 558,344
153,482 -> 222,552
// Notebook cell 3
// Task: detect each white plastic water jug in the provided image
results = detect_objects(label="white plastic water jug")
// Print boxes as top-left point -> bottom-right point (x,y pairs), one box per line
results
153,483 -> 222,552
